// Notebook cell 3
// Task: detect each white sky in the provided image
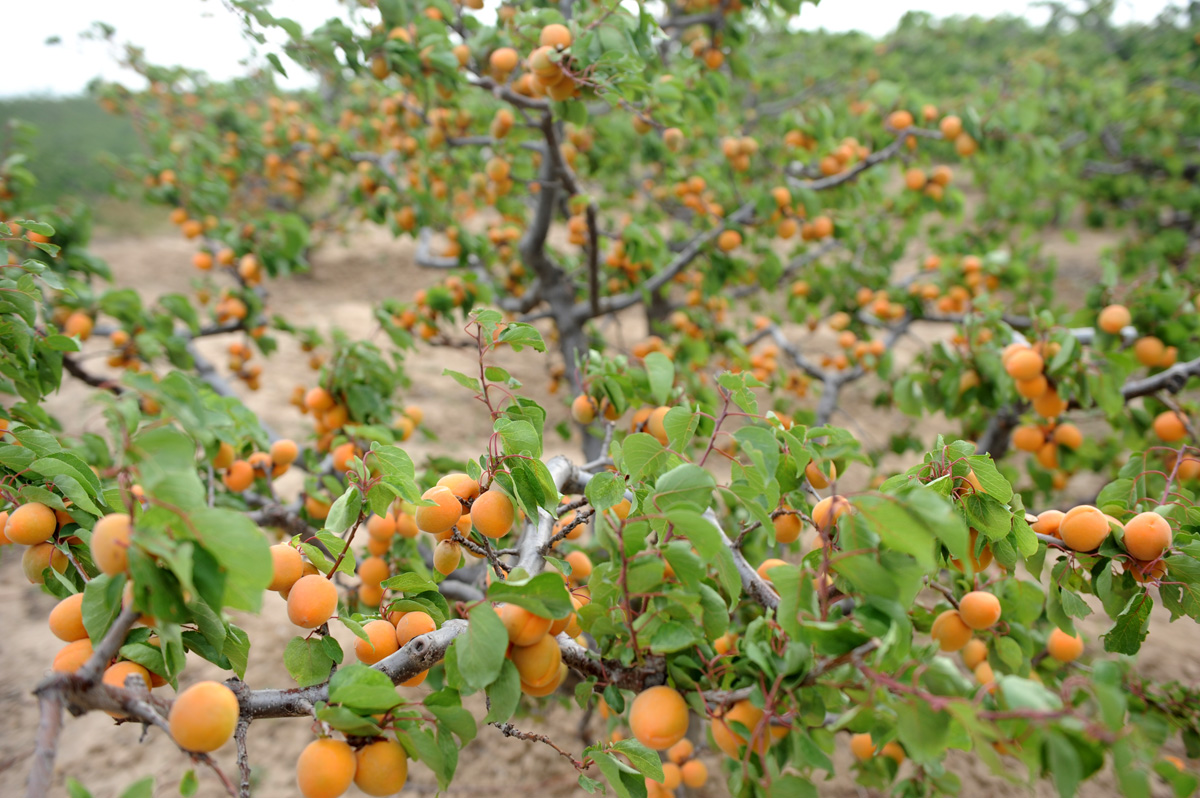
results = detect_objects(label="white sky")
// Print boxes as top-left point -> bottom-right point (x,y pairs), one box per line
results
0,0 -> 1177,98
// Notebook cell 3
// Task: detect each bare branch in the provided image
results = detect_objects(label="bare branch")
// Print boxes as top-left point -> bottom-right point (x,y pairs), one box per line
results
788,128 -> 940,191
1121,355 -> 1200,400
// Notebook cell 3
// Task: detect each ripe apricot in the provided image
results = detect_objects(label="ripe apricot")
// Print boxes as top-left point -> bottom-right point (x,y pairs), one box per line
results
1059,505 -> 1110,552
1122,512 -> 1171,561
1097,304 -> 1131,334
297,738 -> 357,798
939,115 -> 962,139
415,485 -> 462,534
888,109 -> 914,129
358,556 -> 389,589
756,558 -> 788,583
961,638 -> 988,670
1032,509 -> 1064,537
1047,628 -> 1084,663
1053,423 -> 1083,449
489,47 -> 519,74
646,406 -> 671,444
931,609 -> 972,652
717,229 -> 742,252
773,512 -> 801,544
268,544 -> 304,592
270,438 -> 299,466
959,591 -> 1002,630
90,513 -> 134,575
52,638 -> 94,672
500,603 -> 552,646
1134,336 -> 1165,368
1013,425 -> 1045,452
103,660 -> 151,693
511,633 -> 562,689
657,762 -> 682,790
395,512 -> 418,538
366,513 -> 396,540
540,23 -> 572,48
305,387 -> 335,413
805,460 -> 837,489
49,593 -> 88,642
681,758 -> 708,787
169,681 -> 239,752
850,732 -> 875,761
287,574 -> 339,628
5,502 -> 56,545
812,495 -> 851,530
212,441 -> 235,470
1004,349 -> 1044,380
355,619 -> 400,665
522,662 -> 567,696
471,490 -> 515,539
354,739 -> 408,796
629,686 -> 689,750
710,700 -> 783,758
571,394 -> 597,424
667,738 -> 694,764
332,442 -> 358,473
223,460 -> 254,492
23,542 -> 67,584
565,550 -> 593,583
395,610 -> 436,647
1153,410 -> 1187,443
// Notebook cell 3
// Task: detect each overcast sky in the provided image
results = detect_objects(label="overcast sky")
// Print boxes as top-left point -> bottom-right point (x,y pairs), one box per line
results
0,0 -> 1177,98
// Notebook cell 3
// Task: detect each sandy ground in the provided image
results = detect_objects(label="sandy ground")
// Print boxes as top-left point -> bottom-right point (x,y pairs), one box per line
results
0,222 -> 1195,797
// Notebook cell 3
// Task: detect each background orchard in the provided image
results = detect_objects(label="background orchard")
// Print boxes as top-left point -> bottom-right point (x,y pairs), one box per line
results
2,1 -> 1200,798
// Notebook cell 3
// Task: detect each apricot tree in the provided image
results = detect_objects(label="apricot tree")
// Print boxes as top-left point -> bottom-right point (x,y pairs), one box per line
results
3,2 -> 1200,798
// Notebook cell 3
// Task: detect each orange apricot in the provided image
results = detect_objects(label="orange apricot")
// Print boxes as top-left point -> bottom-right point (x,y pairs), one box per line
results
355,619 -> 401,665
1122,512 -> 1171,561
1097,304 -> 1131,334
297,738 -> 356,798
511,633 -> 562,689
629,686 -> 689,750
812,495 -> 851,530
353,739 -> 407,796
49,593 -> 88,642
1059,505 -> 1110,552
395,611 -> 436,647
471,490 -> 515,539
270,438 -> 299,466
850,732 -> 875,761
5,502 -> 57,545
91,513 -> 134,576
212,441 -> 235,470
1053,423 -> 1083,449
23,542 -> 67,584
958,591 -> 1002,630
571,395 -> 597,424
223,460 -> 255,492
1004,348 -> 1044,381
366,513 -> 396,540
1153,411 -> 1188,443
710,699 -> 783,758
1012,425 -> 1045,452
415,486 -> 462,534
437,473 -> 480,502
52,638 -> 94,672
358,556 -> 390,589
805,460 -> 837,489
268,543 -> 304,592
681,758 -> 708,787
931,609 -> 972,652
646,406 -> 671,444
500,603 -> 552,646
961,638 -> 988,670
433,539 -> 461,575
667,738 -> 694,764
168,681 -> 239,752
287,574 -> 339,628
1047,628 -> 1084,663
773,512 -> 801,544
540,23 -> 572,49
1032,510 -> 1064,537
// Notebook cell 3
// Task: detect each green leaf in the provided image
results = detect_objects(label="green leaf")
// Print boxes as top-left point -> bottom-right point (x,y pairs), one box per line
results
329,663 -> 403,713
66,779 -> 93,798
284,636 -> 334,686
585,471 -> 626,511
484,659 -> 521,724
382,572 -> 439,593
179,770 -> 199,797
611,738 -> 663,781
118,777 -> 155,798
487,572 -> 574,618
644,352 -> 674,405
82,574 -> 124,644
621,433 -> 672,482
667,510 -> 739,602
497,322 -> 545,352
1103,594 -> 1152,655
654,463 -> 715,512
895,702 -> 951,765
190,507 -> 273,612
443,369 -> 482,392
454,603 -> 508,692
325,485 -> 362,535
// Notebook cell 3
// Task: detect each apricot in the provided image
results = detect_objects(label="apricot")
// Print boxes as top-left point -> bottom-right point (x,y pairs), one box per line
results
1153,411 -> 1187,443
395,611 -> 436,647
223,460 -> 255,492
950,529 -> 994,572
500,603 -> 552,646
629,686 -> 689,750
657,762 -> 682,790
850,732 -> 875,761
332,442 -> 358,473
667,739 -> 694,764
49,593 -> 88,642
1059,505 -> 1110,552
1122,512 -> 1171,561
395,513 -> 419,538
23,542 -> 67,584
358,556 -> 390,589
959,591 -> 1002,630
939,115 -> 962,139
353,739 -> 407,796
52,638 -> 94,672
433,539 -> 461,575
1098,304 -> 1131,334
773,512 -> 801,544
366,513 -> 396,540
540,23 -> 572,48
812,495 -> 851,530
805,460 -> 837,489
103,661 -> 152,713
297,738 -> 356,798
521,662 -> 566,696
305,495 -> 331,520
711,699 -> 783,758
287,575 -> 339,628
1004,349 -> 1044,381
1134,336 -> 1165,368
168,681 -> 239,752
305,387 -> 335,413
1012,425 -> 1045,452
961,638 -> 988,670
268,544 -> 304,592
1047,628 -> 1084,663
717,229 -> 742,252
358,584 -> 384,607
270,438 -> 299,466
489,47 -> 519,75
931,609 -> 972,652
212,441 -> 235,470
565,550 -> 592,583
89,512 -> 133,575
681,758 -> 707,787
756,558 -> 788,583
571,395 -> 598,424
1053,423 -> 1083,449
646,406 -> 670,444
511,633 -> 562,689
416,486 -> 462,534
6,502 -> 57,545
471,490 -> 515,539
355,619 -> 401,665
